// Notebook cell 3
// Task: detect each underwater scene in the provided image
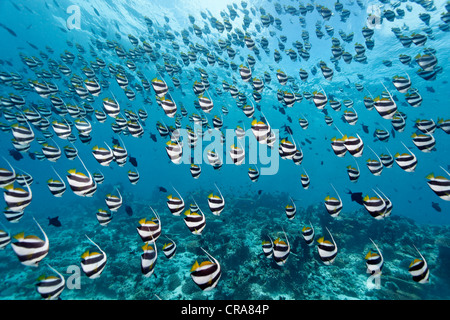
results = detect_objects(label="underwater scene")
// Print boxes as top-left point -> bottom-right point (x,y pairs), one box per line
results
0,0 -> 449,301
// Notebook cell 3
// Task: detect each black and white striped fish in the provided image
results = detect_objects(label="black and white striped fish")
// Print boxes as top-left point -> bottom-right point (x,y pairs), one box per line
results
248,166 -> 260,182
183,203 -> 206,235
285,197 -> 296,220
102,97 -> 120,118
273,230 -> 290,266
317,227 -> 338,265
36,264 -> 65,300
81,235 -> 107,279
141,240 -> 157,277
162,236 -> 177,259
66,157 -> 96,197
229,144 -> 245,165
365,238 -> 384,275
92,144 -> 114,166
166,140 -> 183,164
408,245 -> 429,283
137,208 -> 162,242
302,222 -> 315,246
105,188 -> 122,212
190,164 -> 201,179
324,184 -> 343,218
207,183 -> 225,216
363,189 -> 388,220
128,170 -> 139,184
426,167 -> 450,201
190,248 -> 221,291
394,143 -> 418,172
300,171 -> 310,189
262,237 -> 273,258
411,133 -> 435,152
3,180 -> 32,212
0,228 -> 11,250
343,134 -> 364,157
0,158 -> 15,188
167,187 -> 185,216
96,209 -> 113,226
47,168 -> 66,197
11,218 -> 49,266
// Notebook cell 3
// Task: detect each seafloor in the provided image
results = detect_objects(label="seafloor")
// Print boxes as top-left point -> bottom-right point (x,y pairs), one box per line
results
0,188 -> 448,300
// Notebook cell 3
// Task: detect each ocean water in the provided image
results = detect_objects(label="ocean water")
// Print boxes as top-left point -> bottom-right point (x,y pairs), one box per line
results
0,0 -> 449,301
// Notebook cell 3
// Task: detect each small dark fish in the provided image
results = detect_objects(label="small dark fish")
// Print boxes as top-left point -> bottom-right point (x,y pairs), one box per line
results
11,2 -> 21,11
346,190 -> 364,205
93,6 -> 100,16
129,156 -> 138,167
28,152 -> 36,160
159,186 -> 167,192
426,86 -> 435,93
111,137 -> 119,145
391,128 -> 396,139
149,133 -> 157,142
286,116 -> 292,123
283,125 -> 293,135
257,190 -> 262,195
431,202 -> 441,212
0,23 -> 17,37
9,149 -> 23,161
125,205 -> 133,216
53,0 -> 60,8
322,108 -> 329,116
320,161 -> 323,165
48,216 -> 62,227
278,107 -> 286,115
361,124 -> 369,134
27,41 -> 38,50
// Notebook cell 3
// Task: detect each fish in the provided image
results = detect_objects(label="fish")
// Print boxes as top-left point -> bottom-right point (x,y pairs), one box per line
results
81,235 -> 107,279
0,23 -> 17,37
167,188 -> 185,216
137,208 -> 162,242
324,184 -> 343,217
262,238 -> 273,258
141,240 -> 157,278
273,229 -> 290,266
125,205 -> 133,217
365,239 -> 384,275
105,188 -> 122,212
47,216 -> 61,227
96,209 -> 113,226
129,156 -> 138,167
431,202 -> 442,212
159,186 -> 167,192
426,168 -> 450,201
301,222 -> 315,246
408,245 -> 429,283
207,183 -> 225,216
190,248 -> 221,291
11,218 -> 49,266
92,6 -> 100,16
317,227 -> 338,265
162,236 -> 177,259
36,264 -> 65,300
345,190 -> 364,205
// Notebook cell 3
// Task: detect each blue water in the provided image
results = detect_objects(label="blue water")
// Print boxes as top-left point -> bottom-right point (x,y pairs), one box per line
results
0,0 -> 449,300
